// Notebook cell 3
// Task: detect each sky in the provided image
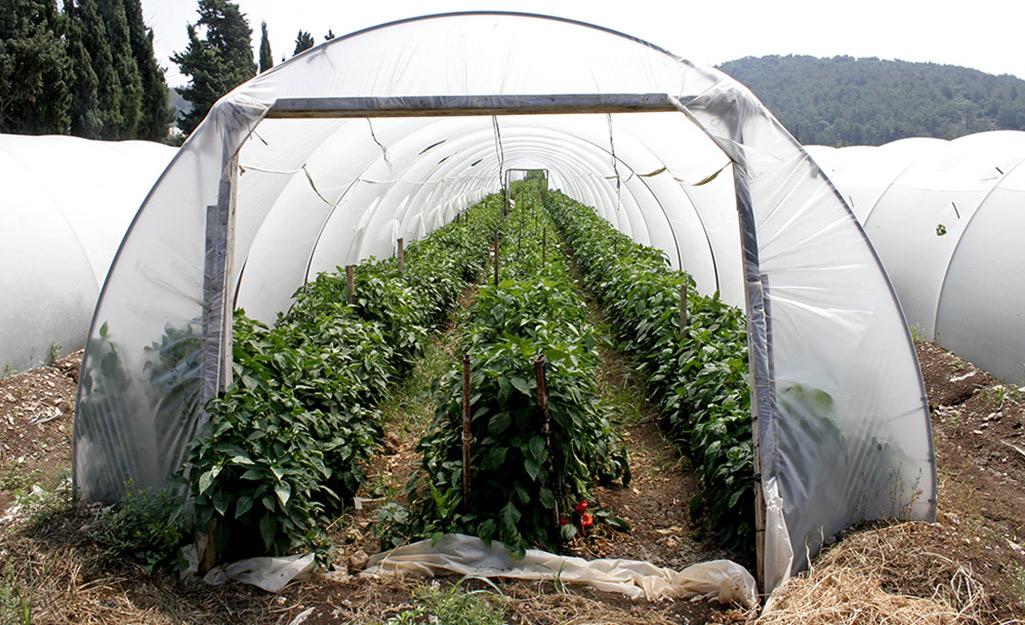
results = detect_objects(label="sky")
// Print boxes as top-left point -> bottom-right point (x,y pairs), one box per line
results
139,0 -> 1025,88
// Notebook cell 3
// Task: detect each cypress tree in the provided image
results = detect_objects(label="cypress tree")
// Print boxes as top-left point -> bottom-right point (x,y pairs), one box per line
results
123,0 -> 172,141
97,0 -> 142,138
64,0 -> 103,138
258,21 -> 272,73
0,0 -> 72,134
172,0 -> 256,137
293,29 -> 314,56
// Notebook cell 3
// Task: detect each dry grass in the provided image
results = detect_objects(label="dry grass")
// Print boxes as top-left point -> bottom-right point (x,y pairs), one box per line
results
757,522 -> 1004,625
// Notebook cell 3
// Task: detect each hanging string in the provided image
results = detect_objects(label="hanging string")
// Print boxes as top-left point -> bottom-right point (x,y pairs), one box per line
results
607,113 -> 622,212
367,118 -> 391,167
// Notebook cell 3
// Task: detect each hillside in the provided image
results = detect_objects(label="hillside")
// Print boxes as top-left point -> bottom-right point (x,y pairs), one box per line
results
718,55 -> 1025,146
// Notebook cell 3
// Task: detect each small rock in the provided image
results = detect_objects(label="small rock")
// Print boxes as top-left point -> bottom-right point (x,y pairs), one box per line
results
3,393 -> 14,403
348,550 -> 369,573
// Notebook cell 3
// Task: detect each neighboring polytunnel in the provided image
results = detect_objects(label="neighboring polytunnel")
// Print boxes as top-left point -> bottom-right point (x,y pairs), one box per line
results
0,134 -> 177,373
809,131 -> 1025,385
72,12 -> 935,591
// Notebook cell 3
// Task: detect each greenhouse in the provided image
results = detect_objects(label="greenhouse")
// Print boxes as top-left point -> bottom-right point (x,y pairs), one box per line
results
72,12 -> 936,592
809,131 -> 1025,385
0,134 -> 176,373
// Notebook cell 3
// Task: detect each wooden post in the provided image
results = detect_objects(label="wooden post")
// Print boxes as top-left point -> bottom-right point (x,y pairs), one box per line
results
542,228 -> 547,269
346,265 -> 354,306
462,354 -> 472,499
534,354 -> 560,529
397,237 -> 404,274
679,281 -> 688,336
493,229 -> 500,287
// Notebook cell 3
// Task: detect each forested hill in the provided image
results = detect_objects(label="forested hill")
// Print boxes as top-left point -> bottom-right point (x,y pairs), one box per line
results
718,55 -> 1025,147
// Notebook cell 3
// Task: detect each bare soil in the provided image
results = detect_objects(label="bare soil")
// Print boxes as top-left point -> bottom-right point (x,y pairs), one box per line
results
0,341 -> 1023,623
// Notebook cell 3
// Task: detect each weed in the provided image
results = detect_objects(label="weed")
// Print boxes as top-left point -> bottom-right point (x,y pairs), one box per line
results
88,485 -> 188,572
980,384 -> 1022,409
1,364 -> 13,378
44,342 -> 61,367
0,563 -> 31,625
0,458 -> 27,493
378,578 -> 507,625
1015,566 -> 1025,607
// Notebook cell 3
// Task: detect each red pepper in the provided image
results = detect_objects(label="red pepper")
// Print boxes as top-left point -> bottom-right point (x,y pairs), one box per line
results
560,518 -> 569,526
574,501 -> 588,514
580,512 -> 593,529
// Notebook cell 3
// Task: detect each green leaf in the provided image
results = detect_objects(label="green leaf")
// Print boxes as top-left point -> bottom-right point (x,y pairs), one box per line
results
259,514 -> 277,550
561,523 -> 577,540
509,375 -> 532,396
275,482 -> 292,508
524,457 -> 542,481
488,412 -> 511,436
527,435 -> 546,462
235,495 -> 254,518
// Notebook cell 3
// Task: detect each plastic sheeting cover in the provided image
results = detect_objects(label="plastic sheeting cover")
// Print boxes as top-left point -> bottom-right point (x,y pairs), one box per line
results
73,12 -> 935,591
812,131 -> 1025,384
0,134 -> 176,372
364,533 -> 758,607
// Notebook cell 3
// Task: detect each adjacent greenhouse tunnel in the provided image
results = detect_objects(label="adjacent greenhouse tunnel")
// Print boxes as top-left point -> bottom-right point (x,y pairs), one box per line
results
72,12 -> 936,592
809,131 -> 1025,385
0,134 -> 177,373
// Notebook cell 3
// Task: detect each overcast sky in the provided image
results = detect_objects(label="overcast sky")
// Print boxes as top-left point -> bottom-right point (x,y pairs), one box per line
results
139,0 -> 1025,88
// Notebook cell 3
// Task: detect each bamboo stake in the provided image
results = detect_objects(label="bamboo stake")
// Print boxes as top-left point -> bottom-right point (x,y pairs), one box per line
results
345,265 -> 354,306
462,354 -> 472,499
542,228 -> 547,269
493,229 -> 500,287
535,354 -> 560,529
397,237 -> 404,274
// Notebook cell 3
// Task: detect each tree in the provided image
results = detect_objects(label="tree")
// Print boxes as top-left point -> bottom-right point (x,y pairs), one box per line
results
0,0 -> 72,134
258,21 -> 272,72
97,0 -> 143,138
172,0 -> 255,136
123,0 -> 172,141
293,29 -> 314,56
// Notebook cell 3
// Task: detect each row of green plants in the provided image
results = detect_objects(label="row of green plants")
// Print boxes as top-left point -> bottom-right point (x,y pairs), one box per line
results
175,197 -> 504,564
544,192 -> 755,555
400,180 -> 630,557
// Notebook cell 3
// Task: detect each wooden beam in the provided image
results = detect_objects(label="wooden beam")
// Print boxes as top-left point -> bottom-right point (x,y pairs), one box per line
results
265,93 -> 678,119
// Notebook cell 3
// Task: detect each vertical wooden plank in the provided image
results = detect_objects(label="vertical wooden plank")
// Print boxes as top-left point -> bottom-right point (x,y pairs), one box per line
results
346,265 -> 354,306
462,354 -> 472,499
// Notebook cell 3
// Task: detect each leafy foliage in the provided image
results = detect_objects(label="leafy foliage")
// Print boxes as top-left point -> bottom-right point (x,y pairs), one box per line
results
407,180 -> 629,557
179,196 -> 500,562
171,0 -> 256,136
720,55 -> 1025,146
88,485 -> 189,573
0,0 -> 170,139
292,29 -> 314,56
258,21 -> 272,72
546,191 -> 754,555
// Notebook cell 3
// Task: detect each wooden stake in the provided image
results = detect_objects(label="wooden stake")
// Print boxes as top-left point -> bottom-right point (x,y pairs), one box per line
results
679,281 -> 689,337
535,354 -> 560,529
345,265 -> 354,306
462,354 -> 472,499
542,228 -> 547,269
397,237 -> 404,274
493,229 -> 500,287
